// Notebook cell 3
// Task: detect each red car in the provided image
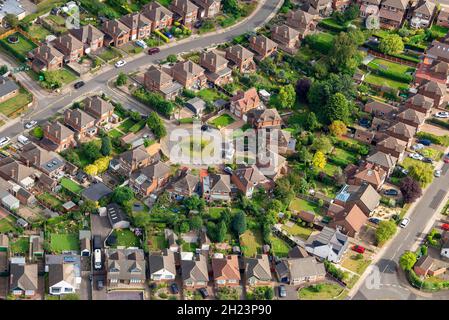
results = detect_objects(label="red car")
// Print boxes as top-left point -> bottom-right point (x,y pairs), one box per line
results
444,154 -> 449,163
352,245 -> 365,254
442,223 -> 449,231
148,47 -> 160,55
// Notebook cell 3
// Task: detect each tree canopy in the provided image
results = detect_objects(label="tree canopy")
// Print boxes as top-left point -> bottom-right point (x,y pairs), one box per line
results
379,34 -> 404,55
399,251 -> 417,271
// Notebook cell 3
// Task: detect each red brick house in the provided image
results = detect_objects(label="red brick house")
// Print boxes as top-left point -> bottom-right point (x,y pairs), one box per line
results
170,0 -> 199,28
82,96 -> 114,126
120,13 -> 152,40
102,19 -> 131,47
415,58 -> 449,85
225,45 -> 256,73
285,10 -> 316,38
249,35 -> 278,60
375,136 -> 407,161
129,161 -> 171,196
230,88 -> 260,120
142,2 -> 174,31
199,50 -> 232,85
378,0 -> 409,29
42,121 -> 76,153
144,65 -> 183,100
52,34 -> 84,63
387,122 -> 416,147
248,108 -> 283,129
64,108 -> 97,138
170,60 -> 206,90
329,204 -> 367,237
271,24 -> 300,54
404,94 -> 434,116
69,24 -> 104,53
418,80 -> 447,109
29,44 -> 64,72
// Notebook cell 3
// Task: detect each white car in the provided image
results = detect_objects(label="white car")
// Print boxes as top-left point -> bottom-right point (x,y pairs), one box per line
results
0,136 -> 10,147
435,111 -> 449,118
114,60 -> 126,68
411,143 -> 424,151
409,153 -> 424,161
399,218 -> 410,228
135,40 -> 147,49
435,169 -> 442,177
25,120 -> 37,129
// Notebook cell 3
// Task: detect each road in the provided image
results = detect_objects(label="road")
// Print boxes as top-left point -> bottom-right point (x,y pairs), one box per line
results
0,0 -> 281,140
353,162 -> 449,300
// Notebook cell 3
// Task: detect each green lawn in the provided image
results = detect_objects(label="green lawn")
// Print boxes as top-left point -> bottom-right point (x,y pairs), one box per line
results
60,177 -> 84,195
209,114 -> 235,128
341,254 -> 372,275
289,198 -> 320,214
331,147 -> 358,166
97,47 -> 122,62
281,222 -> 313,240
118,118 -> 137,133
113,229 -> 140,248
28,25 -> 52,41
148,234 -> 167,251
37,192 -> 63,209
0,32 -> 37,56
50,233 -> 80,253
182,242 -> 199,252
10,237 -> 29,255
108,129 -> 125,139
323,163 -> 340,176
306,32 -> 335,54
431,25 -> 449,38
240,228 -> 263,257
420,148 -> 443,161
270,236 -> 291,257
299,283 -> 345,300
129,119 -> 146,133
0,216 -> 16,233
0,88 -> 33,118
46,14 -> 66,25
207,207 -> 225,220
197,89 -> 225,103
365,73 -> 409,91
44,68 -> 78,85
368,58 -> 415,74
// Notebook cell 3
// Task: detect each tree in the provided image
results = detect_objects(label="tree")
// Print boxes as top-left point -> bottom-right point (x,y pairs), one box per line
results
344,4 -> 360,21
184,194 -> 205,212
222,0 -> 241,16
379,34 -> 404,55
311,136 -> 332,154
409,162 -> 433,187
179,221 -> 190,233
4,13 -> 19,28
399,251 -> 417,271
93,157 -> 111,174
324,93 -> 350,124
190,215 -> 203,231
305,112 -> 321,131
79,200 -> 97,214
328,31 -> 361,74
298,146 -> 312,165
329,120 -> 347,137
295,77 -> 311,102
112,186 -> 134,206
232,211 -> 247,236
312,151 -> 326,170
84,164 -> 98,176
81,141 -> 101,162
116,72 -> 127,86
147,111 -> 167,139
400,177 -> 422,203
216,220 -> 227,242
277,84 -> 296,109
0,65 -> 8,75
129,111 -> 142,122
375,220 -> 397,245
100,136 -> 112,156
166,54 -> 178,63
31,126 -> 44,140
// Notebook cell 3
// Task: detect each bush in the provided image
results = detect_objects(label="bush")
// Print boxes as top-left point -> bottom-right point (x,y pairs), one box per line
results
416,131 -> 449,147
427,118 -> 449,130
133,88 -> 176,117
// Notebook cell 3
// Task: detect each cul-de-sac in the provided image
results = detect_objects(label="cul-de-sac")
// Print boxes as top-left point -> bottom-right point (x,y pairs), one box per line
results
0,0 -> 447,302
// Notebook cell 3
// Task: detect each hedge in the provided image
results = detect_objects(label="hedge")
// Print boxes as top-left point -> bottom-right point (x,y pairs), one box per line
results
132,87 -> 175,117
324,260 -> 348,282
154,30 -> 170,43
416,131 -> 449,147
426,118 -> 449,130
368,67 -> 413,83
0,40 -> 26,62
407,270 -> 449,291
405,43 -> 426,52
318,19 -> 347,32
328,155 -> 350,167
333,139 -> 369,156
363,42 -> 420,64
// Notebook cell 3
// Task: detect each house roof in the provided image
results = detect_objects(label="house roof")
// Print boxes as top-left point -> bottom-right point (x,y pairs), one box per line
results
231,87 -> 260,109
414,0 -> 436,16
83,96 -> 113,118
382,0 -> 409,10
366,151 -> 397,169
388,122 -> 416,139
181,253 -> 209,282
142,1 -> 174,21
200,50 -> 229,70
298,210 -> 316,223
38,172 -> 57,188
250,108 -> 282,124
407,94 -> 434,110
226,45 -> 254,61
10,260 -> 38,292
332,204 -> 367,234
171,0 -> 199,13
145,65 -> 173,85
106,203 -> 129,227
245,254 -> 271,280
102,19 -> 130,37
286,9 -> 314,26
43,121 -> 75,141
207,173 -> 231,193
32,44 -> 63,64
70,24 -> 104,44
0,76 -> 18,98
106,248 -> 146,281
0,158 -> 35,183
306,226 -> 348,258
397,108 -> 426,125
53,34 -> 84,52
119,145 -> 152,166
81,182 -> 112,202
48,263 -> 77,288
288,245 -> 309,258
233,165 -> 267,190
354,163 -> 386,186
120,13 -> 152,30
149,249 -> 176,276
212,255 -> 240,281
131,161 -> 171,189
20,142 -> 55,168
347,184 -> 381,212
250,35 -> 278,52
377,136 -> 407,153
364,100 -> 396,115
276,256 -> 326,280
415,254 -> 434,270
65,108 -> 96,128
419,80 -> 447,96
427,41 -> 449,61
271,24 -> 300,41
172,60 -> 205,79
171,173 -> 199,193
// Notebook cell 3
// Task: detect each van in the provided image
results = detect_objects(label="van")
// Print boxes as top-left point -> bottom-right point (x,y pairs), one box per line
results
18,135 -> 30,145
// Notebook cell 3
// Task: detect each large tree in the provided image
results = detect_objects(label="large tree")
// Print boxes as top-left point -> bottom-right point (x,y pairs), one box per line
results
328,31 -> 361,74
278,84 -> 296,109
400,177 -> 422,203
295,77 -> 311,102
81,141 -> 101,162
232,211 -> 247,236
329,120 -> 347,137
112,186 -> 134,206
409,162 -> 433,187
216,220 -> 227,242
375,220 -> 397,246
312,151 -> 326,170
379,34 -> 404,55
399,251 -> 417,271
147,111 -> 167,139
100,136 -> 112,156
324,93 -> 351,124
184,194 -> 205,212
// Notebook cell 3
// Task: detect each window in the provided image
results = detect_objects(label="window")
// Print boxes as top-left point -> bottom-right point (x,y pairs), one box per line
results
64,287 -> 73,293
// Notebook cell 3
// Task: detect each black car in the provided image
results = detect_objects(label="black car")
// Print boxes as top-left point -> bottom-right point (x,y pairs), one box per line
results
383,189 -> 399,196
74,81 -> 85,89
359,118 -> 370,128
368,217 -> 381,225
201,124 -> 209,131
170,283 -> 179,294
198,288 -> 209,298
278,285 -> 287,298
422,157 -> 433,164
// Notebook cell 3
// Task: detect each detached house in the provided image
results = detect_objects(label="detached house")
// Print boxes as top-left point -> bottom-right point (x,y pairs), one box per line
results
116,145 -> 155,175
376,136 -> 407,161
410,0 -> 436,29
192,0 -> 221,18
378,0 -> 409,29
120,13 -> 152,40
29,44 -> 63,72
249,35 -> 278,60
0,158 -> 36,189
426,40 -> 449,63
144,65 -> 183,100
415,59 -> 449,85
129,161 -> 171,197
106,249 -> 146,289
102,19 -> 131,47
211,254 -> 240,287
349,162 -> 387,191
230,88 -> 260,120
69,24 -> 104,53
149,249 -> 176,282
271,24 -> 300,54
232,165 -> 268,198
301,0 -> 333,16
83,96 -> 114,126
46,255 -> 81,295
405,94 -> 434,116
168,172 -> 200,199
436,7 -> 449,28
328,204 -> 368,237
248,108 -> 282,129
170,0 -> 199,28
225,45 -> 256,73
142,2 -> 174,31
202,173 -> 231,202
64,108 -> 97,138
170,60 -> 206,90
199,50 -> 232,85
396,108 -> 426,129
275,256 -> 326,285
285,10 -> 316,38
20,143 -> 65,179
366,151 -> 397,176
387,122 -> 416,146
360,0 -> 381,18
305,227 -> 349,263
334,184 -> 381,217
52,34 -> 84,63
181,253 -> 209,289
245,254 -> 272,286
9,257 -> 38,297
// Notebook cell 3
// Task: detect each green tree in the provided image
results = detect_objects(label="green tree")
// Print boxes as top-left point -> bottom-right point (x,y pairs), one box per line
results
329,120 -> 347,137
179,221 -> 190,233
81,141 -> 101,162
399,251 -> 417,271
147,111 -> 167,139
31,126 -> 44,140
100,136 -> 112,156
4,13 -> 19,28
375,220 -> 397,246
216,220 -> 227,242
409,162 -> 433,187
379,34 -> 404,55
328,31 -> 360,74
298,146 -> 312,165
190,215 -> 203,231
305,112 -> 321,131
311,136 -> 332,154
222,0 -> 241,16
184,194 -> 205,212
111,186 -> 134,206
232,211 -> 247,236
324,93 -> 350,124
166,54 -> 178,63
277,84 -> 296,109
115,72 -> 127,86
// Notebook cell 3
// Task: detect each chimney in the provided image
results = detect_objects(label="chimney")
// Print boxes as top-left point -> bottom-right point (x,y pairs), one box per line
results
34,155 -> 38,165
11,168 -> 15,179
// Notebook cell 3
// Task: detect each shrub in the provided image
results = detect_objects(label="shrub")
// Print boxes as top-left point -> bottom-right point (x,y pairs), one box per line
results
427,118 -> 449,130
133,88 -> 176,117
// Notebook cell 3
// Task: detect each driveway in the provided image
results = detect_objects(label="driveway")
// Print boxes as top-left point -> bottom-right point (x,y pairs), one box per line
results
275,283 -> 298,300
91,214 -> 112,246
107,291 -> 144,300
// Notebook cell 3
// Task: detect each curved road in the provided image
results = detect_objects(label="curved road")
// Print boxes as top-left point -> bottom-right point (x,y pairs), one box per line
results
0,0 -> 280,138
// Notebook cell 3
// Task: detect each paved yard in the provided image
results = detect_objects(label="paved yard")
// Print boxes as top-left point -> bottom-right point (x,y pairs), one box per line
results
420,123 -> 449,138
107,291 -> 144,300
91,214 -> 112,247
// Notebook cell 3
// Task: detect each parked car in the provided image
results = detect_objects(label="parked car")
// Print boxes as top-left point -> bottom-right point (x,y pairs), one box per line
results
279,285 -> 287,297
135,40 -> 147,48
444,154 -> 449,164
97,280 -> 104,290
396,165 -> 409,175
434,169 -> 442,177
194,20 -> 203,28
223,166 -> 233,175
384,189 -> 399,196
399,218 -> 410,228
368,217 -> 381,225
435,111 -> 449,118
170,283 -> 179,294
0,136 -> 10,147
198,288 -> 209,298
201,124 -> 209,131
115,60 -> 126,68
74,81 -> 85,89
411,143 -> 424,151
441,223 -> 449,231
25,120 -> 37,129
417,139 -> 431,146
422,157 -> 433,164
409,153 -> 424,161
352,245 -> 365,254
164,32 -> 173,39
148,47 -> 160,55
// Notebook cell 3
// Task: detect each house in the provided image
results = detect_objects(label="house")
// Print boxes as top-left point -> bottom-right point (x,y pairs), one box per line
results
192,0 -> 220,18
427,40 -> 449,63
106,248 -> 146,289
364,100 -> 397,118
69,24 -> 104,53
396,108 -> 426,129
360,0 -> 382,18
79,230 -> 91,257
211,254 -> 240,287
366,151 -> 397,176
64,108 -> 97,138
230,88 -> 260,120
52,34 -> 84,63
46,254 -> 81,295
142,2 -> 174,31
354,129 -> 375,145
248,108 -> 282,129
16,188 -> 36,207
199,50 -> 232,85
415,59 -> 449,85
301,0 -> 333,16
144,65 -> 183,100
334,184 -> 381,217
149,249 -> 176,281
328,204 -> 368,237
81,182 -> 113,202
170,60 -> 206,90
117,145 -> 154,174
129,161 -> 171,197
231,165 -> 268,198
376,136 -> 407,161
249,35 -> 278,60
202,173 -> 231,202
349,162 -> 387,191
285,10 -> 315,38
9,257 -> 38,297
29,44 -> 64,72
297,210 -> 316,224
0,76 -> 19,103
270,24 -> 300,54
387,122 -> 416,146
410,0 -> 436,29
333,0 -> 352,11
275,256 -> 326,285
0,158 -> 35,189
20,143 -> 65,179
42,121 -> 76,153
414,255 -> 434,276
245,254 -> 272,286
120,13 -> 152,40
436,7 -> 449,28
405,94 -> 434,116
168,172 -> 200,199
181,253 -> 209,288
102,19 -> 131,47
267,129 -> 296,155
418,80 -> 447,109
170,0 -> 199,28
305,226 -> 349,263
378,0 -> 409,29
82,96 -> 114,126
185,97 -> 207,117
288,246 -> 309,258
107,203 -> 130,229
225,45 -> 256,73
256,149 -> 288,181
